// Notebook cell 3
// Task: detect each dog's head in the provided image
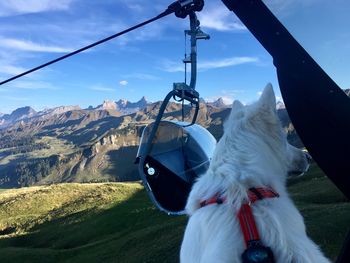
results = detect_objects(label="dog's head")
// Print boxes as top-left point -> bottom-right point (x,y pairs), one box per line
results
212,84 -> 309,186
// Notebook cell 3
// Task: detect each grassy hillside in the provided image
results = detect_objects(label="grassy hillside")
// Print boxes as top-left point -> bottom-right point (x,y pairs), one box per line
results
0,164 -> 348,262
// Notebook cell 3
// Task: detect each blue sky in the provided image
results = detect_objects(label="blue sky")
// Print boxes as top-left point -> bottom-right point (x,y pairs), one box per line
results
0,0 -> 349,113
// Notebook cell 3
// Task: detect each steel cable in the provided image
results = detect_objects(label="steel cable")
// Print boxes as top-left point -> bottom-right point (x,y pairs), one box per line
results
0,8 -> 174,86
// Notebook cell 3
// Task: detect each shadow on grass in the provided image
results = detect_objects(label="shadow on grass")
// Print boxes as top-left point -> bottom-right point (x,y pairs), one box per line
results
60,116 -> 124,145
103,146 -> 139,182
288,163 -> 350,260
0,188 -> 187,263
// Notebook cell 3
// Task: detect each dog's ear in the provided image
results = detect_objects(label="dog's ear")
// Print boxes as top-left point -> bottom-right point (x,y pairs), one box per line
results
224,100 -> 244,132
258,83 -> 276,111
229,100 -> 244,121
232,100 -> 244,112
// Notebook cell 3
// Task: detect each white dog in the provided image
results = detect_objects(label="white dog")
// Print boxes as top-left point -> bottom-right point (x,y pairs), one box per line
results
180,84 -> 330,263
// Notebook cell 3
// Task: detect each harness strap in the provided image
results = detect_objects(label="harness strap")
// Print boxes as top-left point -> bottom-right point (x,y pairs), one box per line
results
199,187 -> 279,248
200,194 -> 225,207
248,187 -> 279,203
240,187 -> 279,248
238,203 -> 260,247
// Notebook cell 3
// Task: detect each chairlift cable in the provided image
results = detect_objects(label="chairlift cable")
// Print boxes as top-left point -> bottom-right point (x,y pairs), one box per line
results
0,2 -> 185,86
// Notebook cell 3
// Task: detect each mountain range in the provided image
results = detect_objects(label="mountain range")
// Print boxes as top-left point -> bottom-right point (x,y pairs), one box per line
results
0,95 -> 299,188
0,97 -> 152,129
0,96 -> 232,129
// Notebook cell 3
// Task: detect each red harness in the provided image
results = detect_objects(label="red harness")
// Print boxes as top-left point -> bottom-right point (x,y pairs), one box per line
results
200,187 -> 279,248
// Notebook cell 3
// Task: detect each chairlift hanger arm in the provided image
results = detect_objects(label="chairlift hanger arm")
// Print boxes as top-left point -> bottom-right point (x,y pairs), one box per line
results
186,11 -> 209,91
172,6 -> 209,104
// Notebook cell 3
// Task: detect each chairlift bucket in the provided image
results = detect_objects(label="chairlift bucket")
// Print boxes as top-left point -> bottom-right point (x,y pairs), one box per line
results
136,120 -> 216,215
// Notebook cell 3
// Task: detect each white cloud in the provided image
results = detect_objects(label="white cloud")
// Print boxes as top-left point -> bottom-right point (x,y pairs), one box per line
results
0,38 -> 73,53
119,80 -> 128,86
162,56 -> 259,72
125,3 -> 143,13
160,60 -> 184,73
0,65 -> 27,75
198,3 -> 246,31
0,0 -> 73,16
205,88 -> 248,105
0,95 -> 30,101
90,85 -> 115,92
8,80 -> 58,90
221,89 -> 245,95
199,57 -> 259,70
124,73 -> 159,80
262,0 -> 318,18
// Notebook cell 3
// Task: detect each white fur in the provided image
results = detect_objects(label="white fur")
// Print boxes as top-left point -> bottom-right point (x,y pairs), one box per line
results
180,84 -> 331,263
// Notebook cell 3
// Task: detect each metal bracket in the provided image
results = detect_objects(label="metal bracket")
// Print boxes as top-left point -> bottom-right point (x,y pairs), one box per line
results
168,0 -> 204,19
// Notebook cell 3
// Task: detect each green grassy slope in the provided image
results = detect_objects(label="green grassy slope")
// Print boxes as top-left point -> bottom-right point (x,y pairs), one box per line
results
0,165 -> 348,262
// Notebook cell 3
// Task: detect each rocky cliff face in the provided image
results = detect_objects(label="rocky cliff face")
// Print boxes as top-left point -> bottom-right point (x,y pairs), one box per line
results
207,97 -> 229,108
115,96 -> 149,114
40,105 -> 81,116
95,100 -> 118,111
0,106 -> 37,128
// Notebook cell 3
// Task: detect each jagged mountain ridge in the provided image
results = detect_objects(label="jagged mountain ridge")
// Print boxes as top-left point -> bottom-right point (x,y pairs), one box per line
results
95,96 -> 149,114
0,106 -> 37,127
207,97 -> 229,108
0,98 -> 142,130
40,105 -> 82,116
0,96 -> 231,129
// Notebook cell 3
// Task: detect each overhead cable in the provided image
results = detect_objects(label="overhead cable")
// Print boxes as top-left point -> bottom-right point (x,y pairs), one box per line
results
0,2 -> 184,86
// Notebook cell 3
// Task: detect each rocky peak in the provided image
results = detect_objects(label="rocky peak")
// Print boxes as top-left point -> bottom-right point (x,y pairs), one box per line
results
0,106 -> 37,128
97,100 -> 117,110
134,96 -> 148,108
139,96 -> 147,103
115,97 -> 150,114
208,97 -> 228,108
42,105 -> 81,116
116,99 -> 128,108
10,106 -> 37,120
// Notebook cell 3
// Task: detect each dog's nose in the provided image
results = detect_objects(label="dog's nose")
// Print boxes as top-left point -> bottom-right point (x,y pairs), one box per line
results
304,152 -> 312,164
288,151 -> 312,177
299,151 -> 312,176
